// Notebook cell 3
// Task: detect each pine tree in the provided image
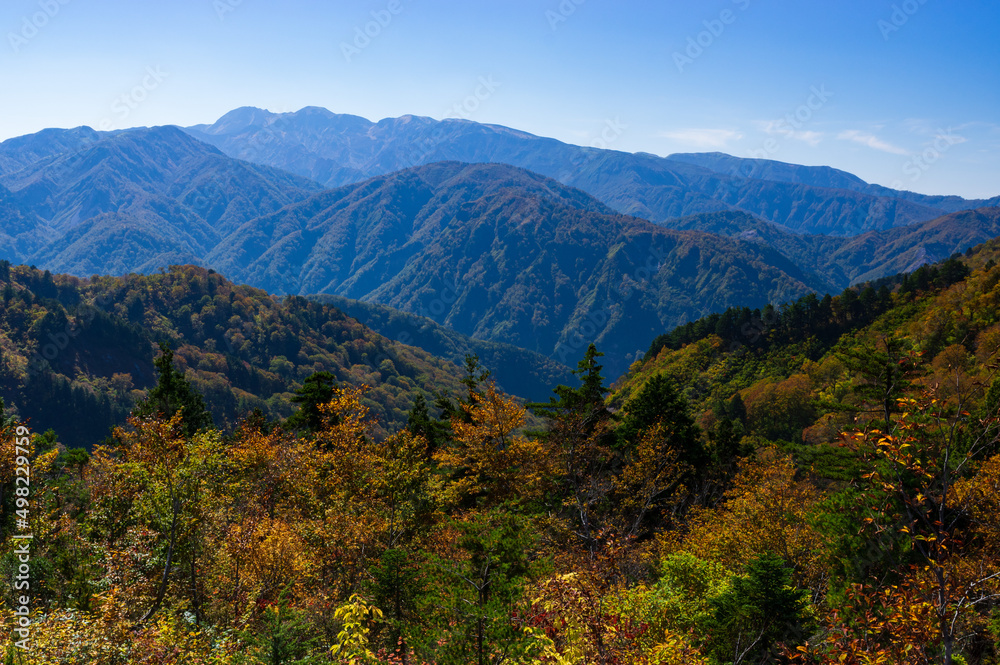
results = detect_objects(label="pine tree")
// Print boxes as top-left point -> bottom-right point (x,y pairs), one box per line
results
531,343 -> 610,431
836,334 -> 918,430
133,342 -> 212,437
704,552 -> 812,664
616,373 -> 705,470
406,393 -> 449,456
285,371 -> 337,434
435,354 -> 491,426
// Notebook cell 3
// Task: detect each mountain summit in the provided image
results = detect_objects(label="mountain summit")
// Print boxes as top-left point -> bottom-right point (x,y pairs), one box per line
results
185,106 -> 997,236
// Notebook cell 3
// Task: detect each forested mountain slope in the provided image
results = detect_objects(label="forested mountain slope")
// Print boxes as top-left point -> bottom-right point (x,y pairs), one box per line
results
208,161 -> 830,376
0,262 -> 464,447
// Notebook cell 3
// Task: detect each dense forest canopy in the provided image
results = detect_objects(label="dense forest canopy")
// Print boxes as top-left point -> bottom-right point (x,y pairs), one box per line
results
0,263 -> 466,447
2,241 -> 1000,663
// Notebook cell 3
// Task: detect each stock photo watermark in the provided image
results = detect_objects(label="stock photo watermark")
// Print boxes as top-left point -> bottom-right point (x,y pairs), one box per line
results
890,128 -> 964,189
443,76 -> 501,120
400,76 -> 502,168
728,307 -> 779,354
546,0 -> 586,32
94,66 -> 169,131
554,244 -> 666,364
555,117 -> 627,182
7,0 -> 72,54
11,424 -> 33,651
878,0 -> 930,40
340,0 -> 407,63
746,85 -> 832,161
213,0 -> 245,21
25,296 -> 112,378
673,0 -> 751,73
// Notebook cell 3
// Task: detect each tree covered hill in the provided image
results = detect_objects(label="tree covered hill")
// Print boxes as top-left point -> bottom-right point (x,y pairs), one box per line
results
613,240 -> 995,481
669,206 -> 1000,287
0,262 -> 466,448
311,293 -> 576,401
208,161 -> 830,377
0,125 -> 104,176
2,121 -> 998,388
4,242 -> 1000,662
668,151 -> 1000,213
0,126 -> 322,274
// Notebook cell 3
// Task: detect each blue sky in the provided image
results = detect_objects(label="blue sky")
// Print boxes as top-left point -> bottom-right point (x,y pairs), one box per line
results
1,0 -> 997,198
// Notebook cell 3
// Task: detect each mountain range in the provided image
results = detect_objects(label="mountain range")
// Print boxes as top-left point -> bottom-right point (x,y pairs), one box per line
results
186,106 -> 999,235
206,160 -> 832,374
0,126 -> 320,274
0,107 -> 997,378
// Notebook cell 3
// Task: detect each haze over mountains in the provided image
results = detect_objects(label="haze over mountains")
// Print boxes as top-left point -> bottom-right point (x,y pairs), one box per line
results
0,126 -> 320,275
186,106 -> 999,235
0,106 -> 997,377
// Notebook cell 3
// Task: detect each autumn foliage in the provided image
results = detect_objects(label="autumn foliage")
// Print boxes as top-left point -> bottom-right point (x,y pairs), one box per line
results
5,245 -> 1000,663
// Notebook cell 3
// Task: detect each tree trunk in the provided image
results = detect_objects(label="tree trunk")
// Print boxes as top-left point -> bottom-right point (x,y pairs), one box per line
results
189,545 -> 200,625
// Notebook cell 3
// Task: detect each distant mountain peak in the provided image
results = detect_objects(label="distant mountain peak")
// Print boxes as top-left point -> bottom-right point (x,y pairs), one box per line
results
182,107 -> 995,236
200,106 -> 277,135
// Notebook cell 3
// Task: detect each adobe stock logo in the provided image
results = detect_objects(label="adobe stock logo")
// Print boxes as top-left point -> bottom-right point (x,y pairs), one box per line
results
554,117 -> 627,183
745,85 -> 832,161
673,0 -> 751,73
546,0 -> 586,32
8,0 -> 72,54
214,0 -> 245,21
400,76 -> 501,169
94,66 -> 169,131
878,0 -> 930,40
340,0 -> 407,63
889,128 -> 965,189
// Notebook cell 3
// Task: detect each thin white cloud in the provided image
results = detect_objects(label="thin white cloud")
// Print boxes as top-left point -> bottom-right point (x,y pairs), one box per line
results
901,118 -> 935,136
658,128 -> 742,149
757,120 -> 824,146
901,119 -> 971,146
838,129 -> 908,155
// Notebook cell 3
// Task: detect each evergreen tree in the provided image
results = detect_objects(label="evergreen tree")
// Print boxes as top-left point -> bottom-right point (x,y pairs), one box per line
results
420,511 -> 539,665
531,343 -> 610,431
706,393 -> 749,478
239,589 -> 322,664
435,354 -> 491,426
616,373 -> 705,470
704,552 -> 812,665
285,371 -> 337,434
368,548 -> 423,657
406,393 -> 450,456
836,335 -> 918,430
133,342 -> 212,437
459,354 -> 490,408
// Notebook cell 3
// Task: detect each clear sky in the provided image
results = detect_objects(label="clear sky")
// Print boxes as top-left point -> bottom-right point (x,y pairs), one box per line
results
1,0 -> 997,198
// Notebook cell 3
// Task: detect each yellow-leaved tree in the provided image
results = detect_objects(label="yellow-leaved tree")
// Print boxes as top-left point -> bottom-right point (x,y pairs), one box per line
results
434,381 -> 554,507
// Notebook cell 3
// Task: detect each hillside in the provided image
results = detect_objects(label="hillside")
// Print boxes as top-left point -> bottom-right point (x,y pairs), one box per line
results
311,294 -> 576,401
186,106 -> 994,235
207,161 -> 832,376
0,263 -> 465,447
612,241 -> 994,480
668,151 -> 1000,212
0,126 -> 322,273
670,206 -> 1000,286
5,242 -> 1000,664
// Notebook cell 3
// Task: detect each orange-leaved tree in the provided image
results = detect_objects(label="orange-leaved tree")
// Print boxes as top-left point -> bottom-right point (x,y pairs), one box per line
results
434,381 -> 554,508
